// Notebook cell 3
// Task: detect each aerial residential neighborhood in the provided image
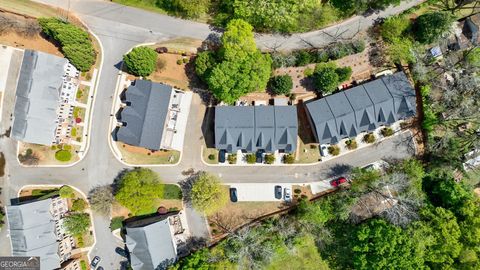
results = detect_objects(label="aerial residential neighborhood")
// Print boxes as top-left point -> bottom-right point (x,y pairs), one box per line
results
0,0 -> 479,270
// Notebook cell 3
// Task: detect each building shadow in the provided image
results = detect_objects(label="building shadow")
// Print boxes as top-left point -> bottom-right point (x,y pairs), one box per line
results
296,100 -> 316,144
201,107 -> 215,148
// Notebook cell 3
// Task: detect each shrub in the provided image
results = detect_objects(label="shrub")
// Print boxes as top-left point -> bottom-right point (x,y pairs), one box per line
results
123,46 -> 157,76
227,153 -> 237,164
163,184 -> 182,199
63,145 -> 72,151
345,139 -> 358,150
352,40 -> 366,53
71,199 -> 87,212
304,67 -> 314,77
363,133 -> 376,144
59,185 -> 75,198
182,57 -> 189,63
381,127 -> 394,137
110,216 -> 125,231
294,188 -> 302,194
336,67 -> 353,82
265,154 -> 275,164
246,153 -> 256,164
295,50 -> 313,66
76,235 -> 84,248
55,150 -> 72,162
38,18 -> 95,71
283,153 -> 295,164
328,145 -> 340,156
208,154 -> 215,160
268,75 -> 293,95
177,59 -> 183,65
310,144 -> 318,149
63,213 -> 90,236
80,260 -> 87,270
26,148 -> 33,156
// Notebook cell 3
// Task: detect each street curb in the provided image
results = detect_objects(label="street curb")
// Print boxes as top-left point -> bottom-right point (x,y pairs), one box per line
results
106,42 -> 184,168
199,130 -> 414,167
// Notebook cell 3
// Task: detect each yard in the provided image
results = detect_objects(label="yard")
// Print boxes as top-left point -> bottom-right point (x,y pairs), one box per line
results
71,125 -> 83,143
202,147 -> 219,164
208,201 -> 287,240
73,107 -> 86,123
75,85 -> 89,105
116,142 -> 180,165
18,143 -> 80,165
0,0 -> 59,18
296,102 -> 321,163
147,53 -> 192,90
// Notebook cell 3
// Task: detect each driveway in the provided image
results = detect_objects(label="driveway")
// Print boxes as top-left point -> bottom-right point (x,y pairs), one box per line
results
0,0 -> 422,268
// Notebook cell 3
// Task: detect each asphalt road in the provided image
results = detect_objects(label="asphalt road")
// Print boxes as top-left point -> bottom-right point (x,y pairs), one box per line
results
0,0 -> 421,268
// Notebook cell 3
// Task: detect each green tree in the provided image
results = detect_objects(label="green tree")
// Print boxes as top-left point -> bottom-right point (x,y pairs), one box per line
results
115,168 -> 164,215
336,66 -> 352,82
198,19 -> 272,104
296,199 -> 335,231
386,37 -> 415,63
38,17 -> 96,71
71,199 -> 87,212
59,185 -> 75,199
313,63 -> 339,95
349,167 -> 381,193
380,15 -> 411,43
195,51 -> 215,80
353,219 -> 424,270
411,207 -> 462,268
63,213 -> 90,236
157,0 -> 210,18
465,47 -> 480,67
55,150 -> 72,162
123,46 -> 157,77
190,172 -> 228,214
268,75 -> 293,95
414,12 -> 454,44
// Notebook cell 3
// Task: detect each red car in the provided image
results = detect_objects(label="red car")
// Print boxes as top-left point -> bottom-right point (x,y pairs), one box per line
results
330,177 -> 348,187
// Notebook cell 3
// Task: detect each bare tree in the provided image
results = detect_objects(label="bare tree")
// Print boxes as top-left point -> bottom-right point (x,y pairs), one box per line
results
88,185 -> 114,216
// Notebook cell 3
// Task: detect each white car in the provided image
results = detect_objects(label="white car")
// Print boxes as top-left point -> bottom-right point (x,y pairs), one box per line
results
284,188 -> 292,202
363,160 -> 389,172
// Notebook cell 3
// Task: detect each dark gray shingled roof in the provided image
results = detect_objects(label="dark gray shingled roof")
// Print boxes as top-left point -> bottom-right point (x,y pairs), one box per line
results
306,71 -> 416,145
116,80 -> 172,150
125,218 -> 177,270
6,199 -> 61,270
12,50 -> 66,145
215,106 -> 298,153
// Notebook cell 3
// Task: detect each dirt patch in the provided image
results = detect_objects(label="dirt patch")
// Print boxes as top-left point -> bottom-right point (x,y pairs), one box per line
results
0,12 -> 62,56
152,38 -> 203,55
147,53 -> 192,90
474,188 -> 480,197
0,152 -> 5,177
19,143 -> 79,166
208,202 -> 287,240
111,199 -> 183,218
116,142 -> 180,165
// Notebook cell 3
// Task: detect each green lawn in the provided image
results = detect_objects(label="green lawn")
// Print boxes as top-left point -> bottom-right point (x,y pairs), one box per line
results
202,148 -> 219,164
0,0 -> 59,18
112,0 -> 167,14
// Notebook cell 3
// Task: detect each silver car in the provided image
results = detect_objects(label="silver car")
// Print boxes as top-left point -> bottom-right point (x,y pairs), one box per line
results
284,188 -> 292,202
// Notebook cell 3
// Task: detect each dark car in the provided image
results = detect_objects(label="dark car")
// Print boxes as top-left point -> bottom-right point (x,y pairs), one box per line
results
97,267 -> 104,270
115,247 -> 128,257
274,185 -> 282,199
219,150 -> 226,163
256,150 -> 265,163
330,177 -> 348,187
90,256 -> 101,268
229,188 -> 238,202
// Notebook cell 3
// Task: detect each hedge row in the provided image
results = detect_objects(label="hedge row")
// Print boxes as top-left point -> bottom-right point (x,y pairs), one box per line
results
38,18 -> 96,72
271,40 -> 366,68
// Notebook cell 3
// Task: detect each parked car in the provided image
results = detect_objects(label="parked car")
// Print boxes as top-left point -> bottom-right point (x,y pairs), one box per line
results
219,150 -> 226,163
229,188 -> 238,202
115,247 -> 128,257
256,150 -> 265,163
97,267 -> 104,270
90,256 -> 101,268
284,188 -> 292,202
330,177 -> 348,187
274,185 -> 282,199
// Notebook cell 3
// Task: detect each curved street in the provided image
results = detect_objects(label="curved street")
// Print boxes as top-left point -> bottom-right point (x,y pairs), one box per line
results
0,0 -> 421,268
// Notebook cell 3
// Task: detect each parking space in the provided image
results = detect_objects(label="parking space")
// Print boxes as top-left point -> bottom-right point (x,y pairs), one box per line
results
228,183 -> 293,202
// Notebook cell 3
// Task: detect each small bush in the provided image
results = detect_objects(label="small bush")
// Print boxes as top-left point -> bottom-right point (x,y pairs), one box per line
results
208,154 -> 215,160
80,260 -> 87,270
381,127 -> 394,137
294,188 -> 302,194
345,139 -> 358,150
182,57 -> 189,63
63,144 -> 72,151
310,144 -> 318,149
328,145 -> 340,156
227,153 -> 237,164
50,145 -> 57,150
176,59 -> 183,65
301,194 -> 308,199
55,150 -> 72,162
246,153 -> 256,164
268,75 -> 293,95
283,153 -> 295,164
26,148 -> 33,156
363,133 -> 376,144
110,216 -> 125,231
71,199 -> 87,212
304,67 -> 314,77
76,235 -> 84,248
265,154 -> 276,164
59,185 -> 75,198
295,50 -> 312,66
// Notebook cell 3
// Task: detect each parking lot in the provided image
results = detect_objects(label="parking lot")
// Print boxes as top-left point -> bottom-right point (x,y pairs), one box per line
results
227,183 -> 295,202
